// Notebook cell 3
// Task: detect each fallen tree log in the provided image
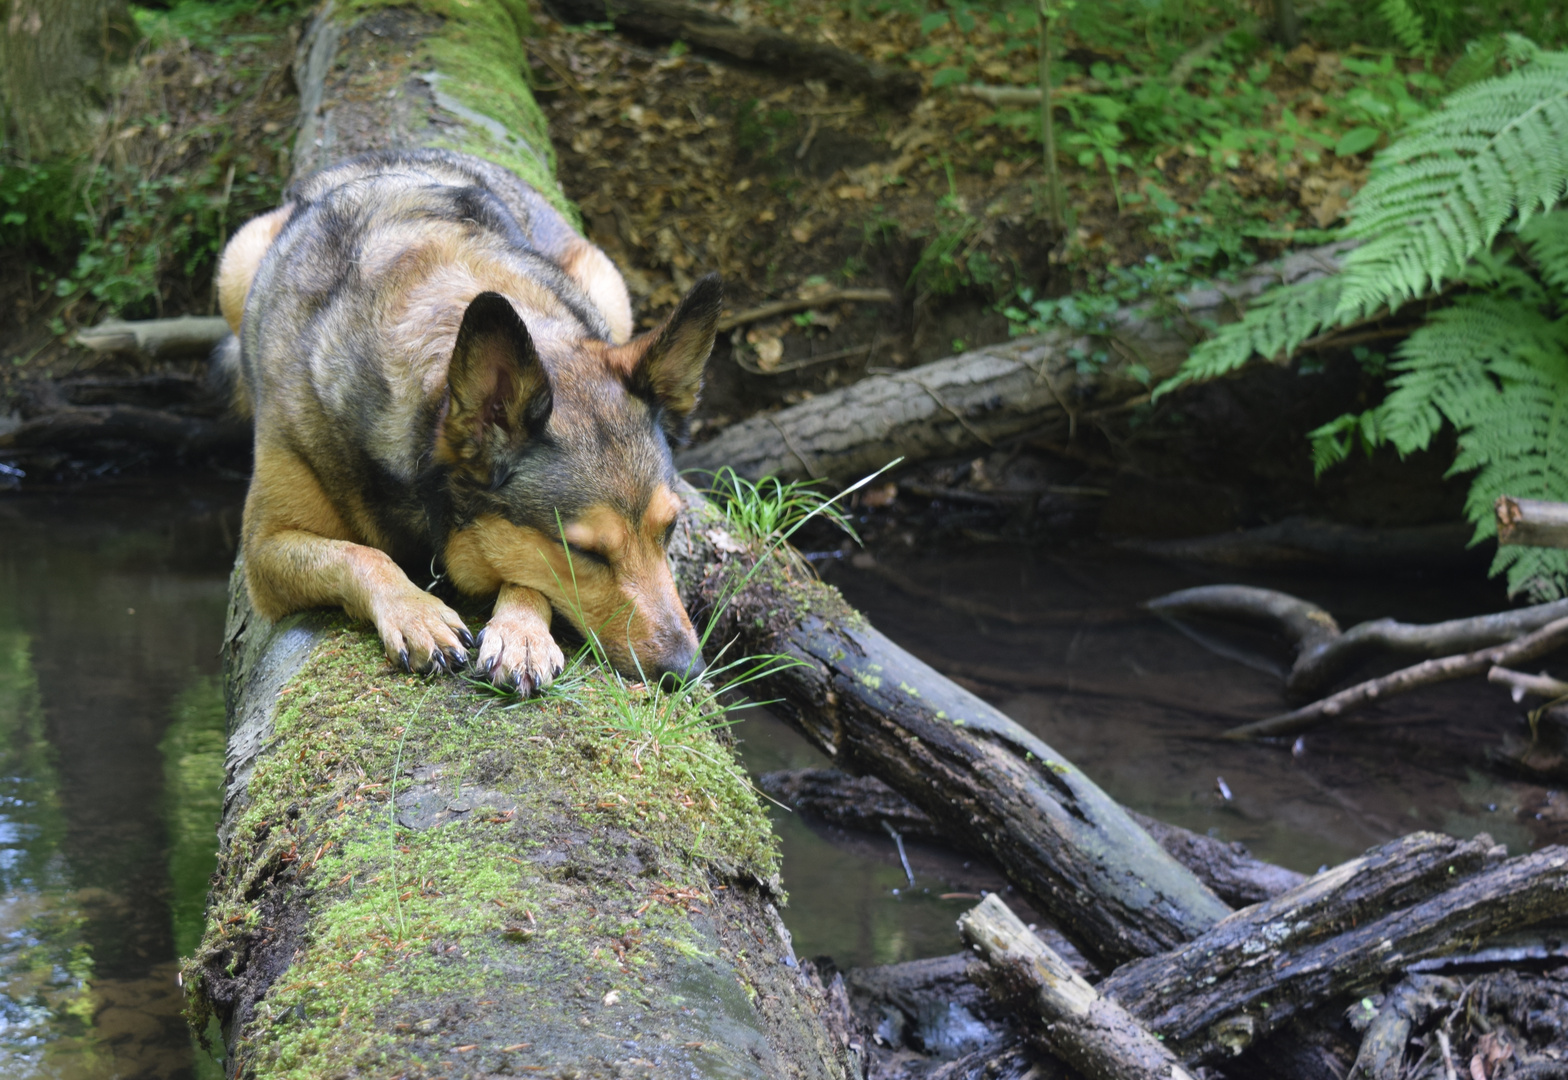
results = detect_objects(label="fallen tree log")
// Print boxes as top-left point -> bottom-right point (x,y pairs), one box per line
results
1120,516 -> 1480,574
73,314 -> 230,360
0,404 -> 247,454
538,0 -> 922,104
677,243 -> 1352,483
960,894 -> 1197,1080
759,766 -> 1305,908
1146,584 -> 1568,701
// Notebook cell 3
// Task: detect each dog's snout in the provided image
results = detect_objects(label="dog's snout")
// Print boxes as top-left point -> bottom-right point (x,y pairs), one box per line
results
655,647 -> 705,690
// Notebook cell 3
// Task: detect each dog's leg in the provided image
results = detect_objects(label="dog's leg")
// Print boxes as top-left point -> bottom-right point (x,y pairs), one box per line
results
243,445 -> 473,673
474,584 -> 565,695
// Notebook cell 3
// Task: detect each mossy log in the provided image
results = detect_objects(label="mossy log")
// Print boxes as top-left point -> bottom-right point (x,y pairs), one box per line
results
190,572 -> 857,1076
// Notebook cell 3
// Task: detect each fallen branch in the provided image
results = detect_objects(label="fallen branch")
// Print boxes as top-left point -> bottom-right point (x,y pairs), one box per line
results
717,287 -> 894,333
1488,666 -> 1568,701
760,766 -> 1306,908
74,315 -> 230,360
960,894 -> 1198,1080
1147,584 -> 1568,700
538,0 -> 922,104
1497,494 -> 1568,549
1100,836 -> 1568,1065
0,405 -> 247,453
1222,615 -> 1568,739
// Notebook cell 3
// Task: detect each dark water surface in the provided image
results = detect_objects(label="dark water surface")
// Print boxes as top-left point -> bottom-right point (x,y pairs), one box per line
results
1,483 -> 1563,1077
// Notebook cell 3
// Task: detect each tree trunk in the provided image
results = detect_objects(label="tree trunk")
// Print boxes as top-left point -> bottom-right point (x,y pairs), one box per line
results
676,244 -> 1352,483
0,0 -> 138,159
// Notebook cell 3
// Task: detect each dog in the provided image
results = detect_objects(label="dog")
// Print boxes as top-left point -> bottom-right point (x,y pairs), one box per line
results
214,149 -> 719,694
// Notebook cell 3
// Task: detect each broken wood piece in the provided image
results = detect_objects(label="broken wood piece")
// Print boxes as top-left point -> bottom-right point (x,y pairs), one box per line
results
1098,835 -> 1568,1065
75,315 -> 229,360
1487,666 -> 1568,702
1222,615 -> 1568,739
718,287 -> 894,333
1496,495 -> 1568,549
1349,975 -> 1459,1080
1147,584 -> 1568,700
960,893 -> 1198,1080
538,0 -> 922,103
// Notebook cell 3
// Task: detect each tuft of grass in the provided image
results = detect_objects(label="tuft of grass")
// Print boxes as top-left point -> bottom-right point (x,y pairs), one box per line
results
700,467 -> 862,546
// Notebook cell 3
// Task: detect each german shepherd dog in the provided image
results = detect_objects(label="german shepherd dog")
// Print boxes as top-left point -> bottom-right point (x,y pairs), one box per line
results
215,149 -> 719,694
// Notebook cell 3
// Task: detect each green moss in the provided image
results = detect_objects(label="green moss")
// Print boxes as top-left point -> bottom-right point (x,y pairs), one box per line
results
189,624 -> 780,1075
336,0 -> 575,223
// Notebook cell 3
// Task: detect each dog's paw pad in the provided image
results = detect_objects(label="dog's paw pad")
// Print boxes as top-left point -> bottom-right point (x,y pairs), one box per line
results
475,619 -> 565,697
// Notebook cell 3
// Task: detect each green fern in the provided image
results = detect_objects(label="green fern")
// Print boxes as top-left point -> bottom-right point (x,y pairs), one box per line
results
1378,0 -> 1433,57
1334,51 -> 1568,318
1444,35 -> 1506,91
1152,275 -> 1342,399
1520,210 -> 1568,292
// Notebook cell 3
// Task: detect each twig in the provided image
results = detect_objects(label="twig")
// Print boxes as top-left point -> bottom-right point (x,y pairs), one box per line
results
1487,666 -> 1568,701
882,821 -> 914,888
732,339 -> 876,376
1222,615 -> 1568,739
716,288 -> 894,333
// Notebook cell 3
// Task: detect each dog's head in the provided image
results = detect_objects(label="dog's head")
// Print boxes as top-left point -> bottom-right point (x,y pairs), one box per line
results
435,276 -> 722,682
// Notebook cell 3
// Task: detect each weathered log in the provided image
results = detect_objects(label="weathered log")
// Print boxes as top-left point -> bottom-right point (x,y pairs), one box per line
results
759,766 -> 1304,908
677,245 -> 1353,483
196,581 -> 858,1077
74,314 -> 230,360
959,894 -> 1198,1080
1497,495 -> 1568,549
1488,665 -> 1568,701
1147,584 -> 1568,701
1348,975 -> 1458,1080
539,0 -> 922,104
672,495 -> 1234,971
1224,615 -> 1568,739
1097,834 -> 1568,1064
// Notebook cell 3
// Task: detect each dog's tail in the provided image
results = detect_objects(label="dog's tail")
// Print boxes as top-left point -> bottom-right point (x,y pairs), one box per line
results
212,203 -> 294,419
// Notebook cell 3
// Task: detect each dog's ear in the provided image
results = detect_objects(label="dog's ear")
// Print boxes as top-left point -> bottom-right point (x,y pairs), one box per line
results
442,292 -> 553,461
611,274 -> 721,435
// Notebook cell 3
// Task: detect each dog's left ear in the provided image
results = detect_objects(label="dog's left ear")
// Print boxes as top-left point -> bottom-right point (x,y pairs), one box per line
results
611,274 -> 721,436
441,292 -> 553,464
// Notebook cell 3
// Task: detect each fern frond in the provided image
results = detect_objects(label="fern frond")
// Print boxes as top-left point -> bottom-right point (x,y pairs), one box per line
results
1445,35 -> 1505,91
1153,275 -> 1343,399
1378,0 -> 1432,57
1519,209 -> 1568,294
1335,54 -> 1568,320
1428,300 -> 1568,598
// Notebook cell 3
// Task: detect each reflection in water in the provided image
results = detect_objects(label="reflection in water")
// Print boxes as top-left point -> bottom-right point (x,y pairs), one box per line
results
0,483 -> 239,1080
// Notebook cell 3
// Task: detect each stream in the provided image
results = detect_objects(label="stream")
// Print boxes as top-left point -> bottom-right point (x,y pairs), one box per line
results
1,481 -> 1563,1079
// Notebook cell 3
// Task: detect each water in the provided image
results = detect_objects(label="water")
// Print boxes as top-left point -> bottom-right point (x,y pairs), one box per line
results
1,482 -> 1563,1075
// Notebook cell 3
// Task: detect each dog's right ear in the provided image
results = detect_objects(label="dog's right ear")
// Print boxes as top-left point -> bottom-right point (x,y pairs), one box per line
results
440,292 -> 553,464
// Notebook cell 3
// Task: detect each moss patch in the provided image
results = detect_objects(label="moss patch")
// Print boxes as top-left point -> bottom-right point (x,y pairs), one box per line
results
188,624 -> 790,1077
337,0 -> 571,221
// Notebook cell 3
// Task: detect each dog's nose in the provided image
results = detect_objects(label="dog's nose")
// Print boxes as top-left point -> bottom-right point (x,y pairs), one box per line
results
655,649 -> 705,690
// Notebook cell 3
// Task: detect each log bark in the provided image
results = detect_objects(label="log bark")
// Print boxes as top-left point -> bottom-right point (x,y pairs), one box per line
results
0,0 -> 138,158
539,0 -> 922,104
677,244 -> 1352,483
1497,495 -> 1568,549
960,894 -> 1198,1080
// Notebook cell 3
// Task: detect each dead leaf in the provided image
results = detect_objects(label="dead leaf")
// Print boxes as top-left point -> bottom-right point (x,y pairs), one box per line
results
753,336 -> 784,370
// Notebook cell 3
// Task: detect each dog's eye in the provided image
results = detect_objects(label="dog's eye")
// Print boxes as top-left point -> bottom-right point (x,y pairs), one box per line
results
566,543 -> 609,568
661,522 -> 676,548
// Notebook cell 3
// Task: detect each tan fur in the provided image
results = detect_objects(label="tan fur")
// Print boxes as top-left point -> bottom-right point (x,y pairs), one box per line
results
560,239 -> 635,344
217,205 -> 294,334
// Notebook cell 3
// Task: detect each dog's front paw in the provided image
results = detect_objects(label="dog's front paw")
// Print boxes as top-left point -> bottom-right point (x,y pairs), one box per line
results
373,590 -> 473,675
475,614 -> 565,696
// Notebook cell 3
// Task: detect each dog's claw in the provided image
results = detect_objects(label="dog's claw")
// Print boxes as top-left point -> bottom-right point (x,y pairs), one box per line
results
398,648 -> 411,672
459,627 -> 476,649
450,648 -> 468,669
474,628 -> 486,650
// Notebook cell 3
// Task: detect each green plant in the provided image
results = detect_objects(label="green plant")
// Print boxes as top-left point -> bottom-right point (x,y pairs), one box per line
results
1157,40 -> 1568,598
703,467 -> 862,545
